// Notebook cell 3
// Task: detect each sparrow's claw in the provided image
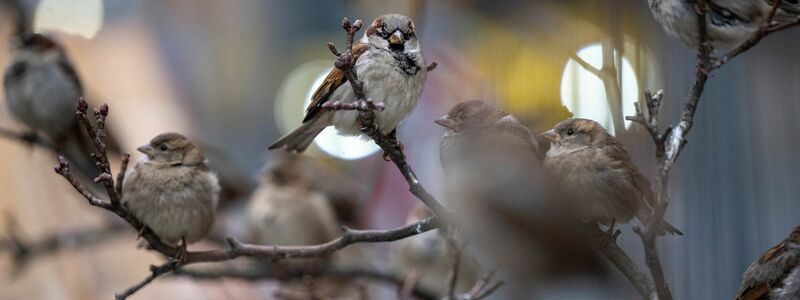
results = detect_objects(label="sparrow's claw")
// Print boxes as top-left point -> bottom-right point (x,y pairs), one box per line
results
382,133 -> 404,161
599,220 -> 620,244
136,226 -> 146,240
174,237 -> 188,265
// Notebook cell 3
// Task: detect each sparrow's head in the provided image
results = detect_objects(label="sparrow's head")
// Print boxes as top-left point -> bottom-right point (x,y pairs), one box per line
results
435,100 -> 507,133
137,133 -> 205,166
10,33 -> 63,53
790,225 -> 800,242
262,154 -> 311,187
541,118 -> 609,147
364,14 -> 419,53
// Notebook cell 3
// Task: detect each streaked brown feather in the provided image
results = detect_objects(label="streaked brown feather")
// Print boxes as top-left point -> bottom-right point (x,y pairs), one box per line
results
303,43 -> 369,122
737,283 -> 770,300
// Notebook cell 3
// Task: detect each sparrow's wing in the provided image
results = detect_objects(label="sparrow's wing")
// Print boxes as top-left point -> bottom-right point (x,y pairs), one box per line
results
602,136 -> 654,206
57,53 -> 83,94
736,283 -> 769,300
303,43 -> 369,123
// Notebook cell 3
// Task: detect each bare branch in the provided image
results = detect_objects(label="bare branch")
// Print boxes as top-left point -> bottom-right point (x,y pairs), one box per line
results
0,128 -> 52,149
115,262 -> 177,300
714,1 -> 800,69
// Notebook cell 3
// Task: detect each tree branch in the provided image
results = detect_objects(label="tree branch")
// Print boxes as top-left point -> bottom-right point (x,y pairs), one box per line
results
53,99 -> 442,299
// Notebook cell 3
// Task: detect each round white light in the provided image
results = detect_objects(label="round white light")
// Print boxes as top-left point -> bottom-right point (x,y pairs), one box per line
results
303,70 -> 381,160
559,43 -> 638,135
34,0 -> 103,39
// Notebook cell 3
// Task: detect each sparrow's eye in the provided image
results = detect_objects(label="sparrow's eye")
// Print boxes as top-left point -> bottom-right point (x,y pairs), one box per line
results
159,144 -> 168,151
566,128 -> 575,136
403,31 -> 413,39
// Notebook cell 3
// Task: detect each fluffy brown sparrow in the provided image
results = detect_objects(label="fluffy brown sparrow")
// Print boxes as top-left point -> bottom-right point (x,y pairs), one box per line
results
436,100 -> 542,170
122,133 -> 219,261
3,33 -> 97,177
542,118 -> 682,235
246,154 -> 340,249
736,225 -> 800,300
437,103 -> 603,288
393,203 -> 479,295
269,14 -> 426,152
649,0 -> 800,51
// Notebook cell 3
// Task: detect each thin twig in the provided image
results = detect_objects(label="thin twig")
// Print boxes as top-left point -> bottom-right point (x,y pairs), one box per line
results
114,262 -> 177,300
444,235 -> 462,300
0,127 -> 51,149
714,1 -> 800,69
0,220 -> 126,272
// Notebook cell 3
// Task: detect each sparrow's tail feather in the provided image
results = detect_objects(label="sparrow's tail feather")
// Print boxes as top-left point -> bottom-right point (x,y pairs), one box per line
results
268,117 -> 326,153
637,215 -> 683,236
57,122 -> 100,181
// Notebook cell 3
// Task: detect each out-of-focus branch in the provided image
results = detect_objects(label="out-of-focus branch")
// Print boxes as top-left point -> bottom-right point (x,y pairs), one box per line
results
0,218 -> 127,273
175,266 -> 438,300
0,127 -> 52,149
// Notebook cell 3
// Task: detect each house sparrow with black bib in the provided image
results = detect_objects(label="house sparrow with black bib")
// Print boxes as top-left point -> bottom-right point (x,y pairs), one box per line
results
736,225 -> 800,300
3,33 -> 97,177
648,0 -> 800,51
542,118 -> 682,236
436,100 -> 542,170
122,133 -> 219,262
269,14 -> 426,152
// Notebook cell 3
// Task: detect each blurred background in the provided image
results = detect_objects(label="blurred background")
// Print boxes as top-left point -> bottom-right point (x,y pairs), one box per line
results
0,0 -> 798,299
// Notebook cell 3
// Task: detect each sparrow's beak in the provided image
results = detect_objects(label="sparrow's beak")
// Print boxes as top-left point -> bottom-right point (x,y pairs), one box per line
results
137,144 -> 155,157
389,31 -> 404,45
434,115 -> 456,129
541,129 -> 560,142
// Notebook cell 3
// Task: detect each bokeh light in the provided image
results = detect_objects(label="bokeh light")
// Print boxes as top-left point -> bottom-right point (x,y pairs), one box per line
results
560,43 -> 638,135
33,0 -> 103,39
274,60 -> 380,160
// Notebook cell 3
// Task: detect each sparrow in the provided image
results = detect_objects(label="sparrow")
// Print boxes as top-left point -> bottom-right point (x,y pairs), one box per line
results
541,118 -> 682,235
269,14 -> 427,152
735,225 -> 800,300
435,100 -> 543,171
3,33 -> 97,177
122,133 -> 219,262
436,102 -> 603,286
247,154 -> 364,297
393,203 -> 479,296
246,154 -> 340,262
648,0 -> 800,51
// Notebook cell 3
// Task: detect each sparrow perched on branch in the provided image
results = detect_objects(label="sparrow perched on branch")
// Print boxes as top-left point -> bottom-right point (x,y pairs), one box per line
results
269,14 -> 427,152
122,133 -> 219,261
246,154 -> 340,250
436,100 -> 542,170
736,225 -> 800,300
3,33 -> 97,177
541,118 -> 682,235
648,0 -> 800,51
436,101 -> 602,283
